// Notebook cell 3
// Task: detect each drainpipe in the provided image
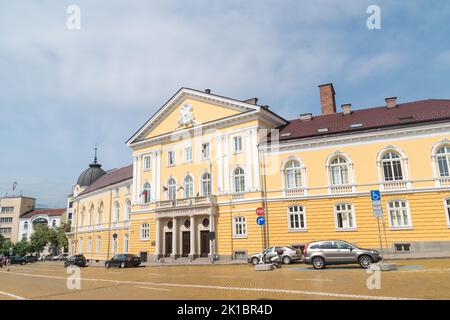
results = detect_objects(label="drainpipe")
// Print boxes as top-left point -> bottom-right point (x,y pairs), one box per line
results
106,188 -> 113,260
258,144 -> 269,249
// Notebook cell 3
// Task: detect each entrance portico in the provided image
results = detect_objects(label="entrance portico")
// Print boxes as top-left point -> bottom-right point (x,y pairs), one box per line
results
154,196 -> 217,261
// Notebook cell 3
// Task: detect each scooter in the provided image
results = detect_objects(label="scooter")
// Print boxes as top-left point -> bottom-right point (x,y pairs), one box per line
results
261,251 -> 282,268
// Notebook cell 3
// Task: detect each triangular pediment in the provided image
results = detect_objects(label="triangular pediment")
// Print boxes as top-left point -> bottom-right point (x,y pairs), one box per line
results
127,88 -> 261,145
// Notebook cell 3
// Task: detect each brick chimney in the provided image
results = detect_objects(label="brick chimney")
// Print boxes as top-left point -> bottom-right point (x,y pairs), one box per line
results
319,83 -> 337,115
386,97 -> 397,108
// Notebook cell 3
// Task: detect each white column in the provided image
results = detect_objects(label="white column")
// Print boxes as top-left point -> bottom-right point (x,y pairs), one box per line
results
137,155 -> 142,204
245,129 -> 253,191
189,216 -> 196,259
171,218 -> 178,259
132,156 -> 137,204
209,212 -> 216,261
251,128 -> 261,191
155,219 -> 161,259
223,135 -> 230,192
216,136 -> 223,194
156,151 -> 161,200
151,152 -> 157,200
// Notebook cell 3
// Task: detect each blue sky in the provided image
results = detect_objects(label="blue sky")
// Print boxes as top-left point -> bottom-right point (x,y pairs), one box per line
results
0,0 -> 449,207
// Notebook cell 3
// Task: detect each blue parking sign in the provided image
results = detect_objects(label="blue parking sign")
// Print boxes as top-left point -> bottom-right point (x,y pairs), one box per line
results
256,216 -> 266,225
370,190 -> 381,201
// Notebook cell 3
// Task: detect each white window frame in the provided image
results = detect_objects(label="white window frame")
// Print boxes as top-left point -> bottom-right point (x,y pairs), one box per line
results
330,157 -> 350,186
167,178 -> 177,200
96,236 -> 101,254
168,150 -> 175,166
436,146 -> 450,178
140,223 -> 150,240
233,167 -> 246,193
287,205 -> 307,231
184,146 -> 193,163
284,160 -> 302,190
201,172 -> 211,196
233,216 -> 247,238
233,136 -> 243,153
183,175 -> 194,198
142,183 -> 151,204
444,198 -> 450,228
123,234 -> 129,253
381,152 -> 404,182
143,155 -> 152,171
201,142 -> 210,160
387,200 -> 413,229
334,203 -> 357,231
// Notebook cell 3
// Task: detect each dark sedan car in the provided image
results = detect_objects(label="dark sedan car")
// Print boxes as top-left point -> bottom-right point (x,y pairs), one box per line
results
10,256 -> 27,265
24,255 -> 38,263
105,254 -> 141,268
64,254 -> 87,267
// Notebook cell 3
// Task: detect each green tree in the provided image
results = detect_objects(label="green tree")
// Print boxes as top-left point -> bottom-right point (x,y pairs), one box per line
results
0,239 -> 14,256
30,224 -> 52,253
56,225 -> 68,251
13,239 -> 31,256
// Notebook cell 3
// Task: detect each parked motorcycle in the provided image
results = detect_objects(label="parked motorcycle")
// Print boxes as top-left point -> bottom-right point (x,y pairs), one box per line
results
261,251 -> 282,268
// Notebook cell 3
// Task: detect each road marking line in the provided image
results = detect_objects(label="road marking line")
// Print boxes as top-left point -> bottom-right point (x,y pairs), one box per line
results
295,278 -> 333,282
209,275 -> 236,278
136,286 -> 171,292
0,270 -> 422,300
0,290 -> 27,300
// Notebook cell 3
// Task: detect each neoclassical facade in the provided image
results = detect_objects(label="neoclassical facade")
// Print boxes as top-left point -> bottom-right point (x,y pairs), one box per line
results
67,84 -> 450,262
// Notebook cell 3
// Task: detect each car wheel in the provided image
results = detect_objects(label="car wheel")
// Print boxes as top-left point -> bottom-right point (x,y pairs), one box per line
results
251,257 -> 259,265
312,256 -> 326,270
105,262 -> 110,269
120,262 -> 125,269
358,255 -> 372,269
282,256 -> 291,265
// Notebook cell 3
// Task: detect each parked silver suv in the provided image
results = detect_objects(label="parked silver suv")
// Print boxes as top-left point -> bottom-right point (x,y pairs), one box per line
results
303,240 -> 382,269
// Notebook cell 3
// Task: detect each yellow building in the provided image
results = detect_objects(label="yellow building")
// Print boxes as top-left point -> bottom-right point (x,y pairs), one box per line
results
67,84 -> 450,262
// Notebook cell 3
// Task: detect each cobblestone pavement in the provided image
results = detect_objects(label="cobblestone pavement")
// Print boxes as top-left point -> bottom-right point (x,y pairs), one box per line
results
1,259 -> 450,300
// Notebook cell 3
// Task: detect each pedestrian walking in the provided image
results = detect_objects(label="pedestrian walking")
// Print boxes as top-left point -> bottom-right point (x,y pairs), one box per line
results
5,255 -> 11,272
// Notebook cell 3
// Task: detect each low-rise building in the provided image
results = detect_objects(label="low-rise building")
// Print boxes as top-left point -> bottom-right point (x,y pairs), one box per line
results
0,196 -> 36,243
18,208 -> 67,241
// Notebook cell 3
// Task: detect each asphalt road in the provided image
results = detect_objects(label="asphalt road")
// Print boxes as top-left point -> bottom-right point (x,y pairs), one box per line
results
1,259 -> 450,300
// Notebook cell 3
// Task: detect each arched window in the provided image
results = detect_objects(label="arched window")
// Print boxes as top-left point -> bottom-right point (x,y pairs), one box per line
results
284,160 -> 302,189
124,200 -> 131,221
81,208 -> 86,226
387,200 -> 412,228
201,172 -> 211,196
89,205 -> 95,225
167,178 -> 177,200
444,198 -> 450,227
113,202 -> 120,223
381,152 -> 404,181
184,175 -> 194,198
143,182 -> 151,203
98,204 -> 104,224
233,167 -> 245,193
436,146 -> 450,177
330,157 -> 350,185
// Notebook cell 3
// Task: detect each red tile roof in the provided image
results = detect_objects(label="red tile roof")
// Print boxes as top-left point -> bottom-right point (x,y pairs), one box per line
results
21,208 -> 66,219
276,99 -> 450,141
79,164 -> 133,196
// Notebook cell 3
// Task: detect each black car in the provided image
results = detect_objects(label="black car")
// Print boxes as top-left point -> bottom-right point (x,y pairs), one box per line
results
105,254 -> 141,268
24,255 -> 38,263
10,256 -> 27,265
64,254 -> 87,267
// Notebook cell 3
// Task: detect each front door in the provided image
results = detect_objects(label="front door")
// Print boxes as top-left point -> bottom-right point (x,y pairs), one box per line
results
182,232 -> 190,257
165,232 -> 173,257
200,231 -> 210,258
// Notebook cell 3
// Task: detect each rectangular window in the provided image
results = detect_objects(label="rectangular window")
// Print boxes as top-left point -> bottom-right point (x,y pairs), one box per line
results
335,204 -> 356,230
1,207 -> 14,213
388,200 -> 411,228
0,227 -> 12,234
201,143 -> 210,159
96,237 -> 101,253
87,238 -> 92,252
233,216 -> 247,238
140,223 -> 150,240
0,217 -> 13,223
168,151 -> 175,166
184,146 -> 193,162
234,251 -> 247,260
124,234 -> 129,253
394,243 -> 411,253
233,136 -> 243,153
144,155 -> 151,170
288,205 -> 306,231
